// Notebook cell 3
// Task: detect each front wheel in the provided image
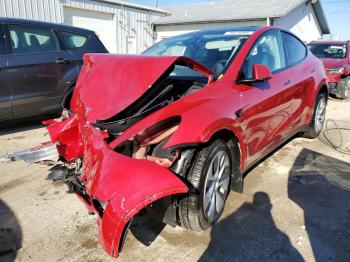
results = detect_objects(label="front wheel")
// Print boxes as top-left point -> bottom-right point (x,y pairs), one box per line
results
178,140 -> 234,231
337,77 -> 350,100
303,92 -> 327,139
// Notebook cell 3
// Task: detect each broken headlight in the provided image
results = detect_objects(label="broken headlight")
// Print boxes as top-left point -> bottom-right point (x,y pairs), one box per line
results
115,116 -> 181,167
326,66 -> 345,74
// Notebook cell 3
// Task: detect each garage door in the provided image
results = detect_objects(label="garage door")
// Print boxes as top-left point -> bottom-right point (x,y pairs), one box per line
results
63,7 -> 117,53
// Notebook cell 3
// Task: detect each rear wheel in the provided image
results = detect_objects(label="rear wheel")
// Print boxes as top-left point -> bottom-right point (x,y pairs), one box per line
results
178,139 -> 233,231
337,77 -> 350,100
304,92 -> 327,139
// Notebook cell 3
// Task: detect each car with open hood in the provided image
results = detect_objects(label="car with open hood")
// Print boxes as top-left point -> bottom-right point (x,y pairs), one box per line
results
308,41 -> 350,100
45,26 -> 327,258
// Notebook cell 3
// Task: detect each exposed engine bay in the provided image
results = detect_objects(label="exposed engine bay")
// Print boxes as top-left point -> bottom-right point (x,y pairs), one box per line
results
93,70 -> 208,136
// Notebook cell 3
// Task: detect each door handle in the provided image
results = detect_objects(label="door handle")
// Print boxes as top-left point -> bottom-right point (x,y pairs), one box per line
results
283,80 -> 291,86
56,58 -> 70,64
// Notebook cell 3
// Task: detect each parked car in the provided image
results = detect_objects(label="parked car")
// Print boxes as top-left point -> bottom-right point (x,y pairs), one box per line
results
308,41 -> 350,100
46,26 -> 327,258
0,18 -> 108,122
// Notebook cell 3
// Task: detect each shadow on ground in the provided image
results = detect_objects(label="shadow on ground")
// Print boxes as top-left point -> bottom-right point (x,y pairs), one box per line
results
199,191 -> 304,261
0,119 -> 44,136
288,148 -> 350,261
200,148 -> 350,261
0,200 -> 22,262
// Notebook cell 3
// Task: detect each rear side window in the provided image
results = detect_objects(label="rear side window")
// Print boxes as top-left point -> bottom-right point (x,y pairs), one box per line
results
9,24 -> 58,54
282,32 -> 307,66
60,31 -> 88,49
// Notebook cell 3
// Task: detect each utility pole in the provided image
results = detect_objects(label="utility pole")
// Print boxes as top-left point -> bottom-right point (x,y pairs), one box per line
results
154,0 -> 158,7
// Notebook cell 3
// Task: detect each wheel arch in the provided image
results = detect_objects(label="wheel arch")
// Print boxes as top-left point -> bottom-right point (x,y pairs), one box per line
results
206,128 -> 244,193
318,82 -> 329,99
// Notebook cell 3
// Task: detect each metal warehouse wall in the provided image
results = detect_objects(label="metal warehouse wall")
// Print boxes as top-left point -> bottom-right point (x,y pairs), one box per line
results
273,3 -> 322,43
0,0 -> 161,53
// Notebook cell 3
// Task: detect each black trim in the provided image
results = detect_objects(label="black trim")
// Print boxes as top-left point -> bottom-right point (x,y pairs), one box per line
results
118,221 -> 132,254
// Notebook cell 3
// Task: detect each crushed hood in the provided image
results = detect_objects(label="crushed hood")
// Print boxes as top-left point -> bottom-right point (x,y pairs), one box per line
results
321,58 -> 346,69
71,54 -> 214,122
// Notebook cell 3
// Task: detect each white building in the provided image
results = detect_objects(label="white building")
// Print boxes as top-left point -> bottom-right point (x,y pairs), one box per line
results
154,0 -> 330,43
0,0 -> 167,53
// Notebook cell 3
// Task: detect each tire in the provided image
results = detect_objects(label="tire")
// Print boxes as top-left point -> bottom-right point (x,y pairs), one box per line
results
337,77 -> 350,100
178,139 -> 234,231
304,92 -> 327,139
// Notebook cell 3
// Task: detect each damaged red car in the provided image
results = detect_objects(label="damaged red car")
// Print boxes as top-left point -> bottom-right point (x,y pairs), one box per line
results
46,26 -> 327,258
308,41 -> 350,100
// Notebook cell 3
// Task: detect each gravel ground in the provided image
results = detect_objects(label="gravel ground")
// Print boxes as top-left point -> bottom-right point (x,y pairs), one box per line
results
0,98 -> 349,262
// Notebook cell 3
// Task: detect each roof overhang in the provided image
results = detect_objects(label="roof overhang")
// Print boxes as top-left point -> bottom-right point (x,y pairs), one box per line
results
92,0 -> 170,15
310,0 -> 330,34
154,17 -> 272,26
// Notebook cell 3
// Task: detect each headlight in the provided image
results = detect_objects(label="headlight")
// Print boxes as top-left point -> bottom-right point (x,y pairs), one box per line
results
326,66 -> 345,74
115,116 -> 181,167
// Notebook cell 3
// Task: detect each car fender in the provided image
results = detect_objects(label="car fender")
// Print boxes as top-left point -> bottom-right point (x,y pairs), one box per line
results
99,179 -> 188,258
167,117 -> 247,170
79,125 -> 188,257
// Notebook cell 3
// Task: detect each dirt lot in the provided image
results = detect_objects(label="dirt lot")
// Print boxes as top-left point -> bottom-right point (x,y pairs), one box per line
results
0,99 -> 350,262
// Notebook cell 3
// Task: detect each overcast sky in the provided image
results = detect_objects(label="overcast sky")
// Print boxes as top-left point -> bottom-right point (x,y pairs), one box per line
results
129,0 -> 350,40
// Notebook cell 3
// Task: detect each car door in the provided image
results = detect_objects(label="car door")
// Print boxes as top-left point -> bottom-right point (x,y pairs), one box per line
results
0,23 -> 12,121
5,23 -> 76,118
280,31 -> 312,132
237,29 -> 295,166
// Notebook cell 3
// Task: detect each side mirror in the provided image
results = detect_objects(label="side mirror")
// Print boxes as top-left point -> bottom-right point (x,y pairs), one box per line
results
238,64 -> 272,83
252,64 -> 272,82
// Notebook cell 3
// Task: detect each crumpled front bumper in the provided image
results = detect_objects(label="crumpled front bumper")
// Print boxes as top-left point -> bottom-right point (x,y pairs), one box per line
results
326,73 -> 342,95
49,117 -> 189,258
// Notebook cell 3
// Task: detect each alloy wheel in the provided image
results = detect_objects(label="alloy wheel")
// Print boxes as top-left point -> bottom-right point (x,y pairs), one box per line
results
345,80 -> 350,98
203,150 -> 230,222
315,97 -> 326,134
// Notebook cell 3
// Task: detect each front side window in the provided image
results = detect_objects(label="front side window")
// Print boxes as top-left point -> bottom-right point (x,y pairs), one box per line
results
308,43 -> 347,59
282,32 -> 307,65
60,31 -> 88,49
242,30 -> 286,79
143,30 -> 252,76
9,24 -> 58,54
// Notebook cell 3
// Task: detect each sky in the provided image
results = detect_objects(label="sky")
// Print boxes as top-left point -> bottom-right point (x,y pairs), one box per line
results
129,0 -> 350,40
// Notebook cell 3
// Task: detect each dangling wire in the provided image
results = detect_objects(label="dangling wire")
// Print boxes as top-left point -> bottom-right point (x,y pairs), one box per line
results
318,119 -> 350,155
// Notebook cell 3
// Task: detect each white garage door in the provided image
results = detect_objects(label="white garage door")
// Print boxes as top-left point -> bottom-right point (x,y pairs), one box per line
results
63,7 -> 117,53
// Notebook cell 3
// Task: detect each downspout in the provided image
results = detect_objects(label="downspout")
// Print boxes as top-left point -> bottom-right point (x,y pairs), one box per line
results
266,17 -> 271,26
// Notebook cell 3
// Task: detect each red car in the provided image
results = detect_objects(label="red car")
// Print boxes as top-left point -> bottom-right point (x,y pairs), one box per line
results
308,41 -> 350,100
46,26 -> 327,258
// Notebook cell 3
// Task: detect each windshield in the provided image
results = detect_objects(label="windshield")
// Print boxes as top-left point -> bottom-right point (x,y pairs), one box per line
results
143,30 -> 252,76
308,44 -> 347,59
